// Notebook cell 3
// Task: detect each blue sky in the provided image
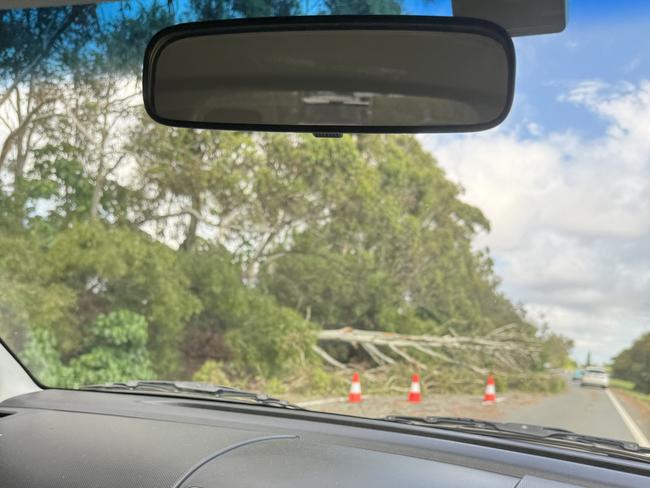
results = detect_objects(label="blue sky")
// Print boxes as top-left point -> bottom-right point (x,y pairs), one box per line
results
511,2 -> 650,137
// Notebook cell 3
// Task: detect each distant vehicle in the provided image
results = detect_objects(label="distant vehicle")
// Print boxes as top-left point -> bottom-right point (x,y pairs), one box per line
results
581,367 -> 609,388
572,369 -> 584,381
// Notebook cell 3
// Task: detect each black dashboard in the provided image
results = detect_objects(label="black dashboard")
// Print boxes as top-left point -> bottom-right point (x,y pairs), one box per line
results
0,389 -> 647,488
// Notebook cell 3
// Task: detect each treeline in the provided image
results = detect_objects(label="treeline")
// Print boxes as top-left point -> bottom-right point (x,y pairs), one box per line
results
0,1 -> 571,389
612,333 -> 650,394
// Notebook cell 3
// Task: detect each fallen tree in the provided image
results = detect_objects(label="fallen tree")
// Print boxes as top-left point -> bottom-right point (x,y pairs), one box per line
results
314,325 -> 541,374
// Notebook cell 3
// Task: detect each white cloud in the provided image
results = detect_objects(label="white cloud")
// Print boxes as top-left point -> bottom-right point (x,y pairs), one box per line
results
422,81 -> 650,364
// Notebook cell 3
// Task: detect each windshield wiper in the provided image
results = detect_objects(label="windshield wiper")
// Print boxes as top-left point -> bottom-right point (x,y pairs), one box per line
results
79,380 -> 304,410
382,415 -> 650,461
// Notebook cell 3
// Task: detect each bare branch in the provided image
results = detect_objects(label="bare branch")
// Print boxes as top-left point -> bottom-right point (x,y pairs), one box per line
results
311,344 -> 349,370
389,344 -> 426,370
317,327 -> 539,374
362,343 -> 396,366
62,102 -> 96,144
0,95 -> 56,171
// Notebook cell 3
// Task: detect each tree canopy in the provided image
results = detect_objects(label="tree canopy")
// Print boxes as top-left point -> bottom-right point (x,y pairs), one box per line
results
612,332 -> 650,394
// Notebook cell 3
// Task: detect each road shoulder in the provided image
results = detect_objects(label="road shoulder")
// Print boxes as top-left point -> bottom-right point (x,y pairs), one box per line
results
611,388 -> 650,447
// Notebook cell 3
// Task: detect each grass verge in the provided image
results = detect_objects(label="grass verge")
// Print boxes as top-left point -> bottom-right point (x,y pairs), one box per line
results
610,378 -> 650,407
267,365 -> 567,400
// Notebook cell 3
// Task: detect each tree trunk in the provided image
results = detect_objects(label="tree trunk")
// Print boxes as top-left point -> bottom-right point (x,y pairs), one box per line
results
180,194 -> 201,251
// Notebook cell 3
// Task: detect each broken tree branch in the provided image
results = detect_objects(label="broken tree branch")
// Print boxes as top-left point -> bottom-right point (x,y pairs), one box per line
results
311,344 -> 349,370
316,327 -> 539,374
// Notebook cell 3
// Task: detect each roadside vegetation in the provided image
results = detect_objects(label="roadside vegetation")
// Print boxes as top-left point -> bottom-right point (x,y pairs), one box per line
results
611,332 -> 650,396
0,1 -> 571,397
609,379 -> 650,407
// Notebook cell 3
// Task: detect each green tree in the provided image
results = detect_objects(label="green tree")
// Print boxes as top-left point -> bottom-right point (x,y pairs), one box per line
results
612,333 -> 650,393
21,328 -> 68,386
68,310 -> 154,387
44,222 -> 201,373
539,327 -> 574,369
261,135 -> 531,337
128,115 -> 257,251
181,244 -> 317,379
22,310 -> 154,388
0,232 -> 76,350
323,0 -> 402,15
0,6 -> 98,227
224,293 -> 316,377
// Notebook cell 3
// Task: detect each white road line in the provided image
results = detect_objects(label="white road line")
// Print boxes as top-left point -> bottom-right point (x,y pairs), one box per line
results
605,388 -> 650,447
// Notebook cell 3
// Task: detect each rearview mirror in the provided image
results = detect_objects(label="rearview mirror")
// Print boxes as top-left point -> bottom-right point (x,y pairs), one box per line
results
143,16 -> 515,134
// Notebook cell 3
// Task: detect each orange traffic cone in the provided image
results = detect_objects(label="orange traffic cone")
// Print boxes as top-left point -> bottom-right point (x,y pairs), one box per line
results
408,374 -> 421,403
348,372 -> 362,403
483,374 -> 496,404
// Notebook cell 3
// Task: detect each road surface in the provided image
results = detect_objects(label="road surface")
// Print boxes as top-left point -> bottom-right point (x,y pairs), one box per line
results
305,382 -> 649,445
502,382 -> 645,444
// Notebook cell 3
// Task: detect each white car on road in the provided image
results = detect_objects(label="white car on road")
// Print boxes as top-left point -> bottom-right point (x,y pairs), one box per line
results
581,367 -> 610,388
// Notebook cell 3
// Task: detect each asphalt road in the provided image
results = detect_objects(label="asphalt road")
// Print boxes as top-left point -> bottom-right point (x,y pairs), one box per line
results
301,380 -> 649,446
502,382 -> 643,443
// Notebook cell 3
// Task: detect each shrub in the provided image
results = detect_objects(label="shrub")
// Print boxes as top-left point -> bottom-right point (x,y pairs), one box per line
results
225,294 -> 316,378
192,360 -> 230,385
68,310 -> 154,387
499,373 -> 566,394
21,328 -> 69,386
612,333 -> 650,394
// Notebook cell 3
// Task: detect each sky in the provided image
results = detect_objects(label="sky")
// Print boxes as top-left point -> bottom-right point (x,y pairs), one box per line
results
414,1 -> 650,363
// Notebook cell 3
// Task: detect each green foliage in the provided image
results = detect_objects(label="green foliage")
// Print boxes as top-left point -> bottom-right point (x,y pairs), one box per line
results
0,6 -> 97,82
231,0 -> 301,17
192,360 -> 230,385
260,135 -> 534,341
539,327 -> 575,369
262,235 -> 405,332
0,233 -> 76,346
22,328 -> 68,386
497,373 -> 567,395
181,244 -> 321,379
301,367 -> 345,395
225,293 -> 316,377
610,378 -> 650,407
612,332 -> 650,393
46,223 -> 201,373
104,1 -> 177,75
90,309 -> 149,348
22,310 -> 154,388
67,311 -> 154,387
324,0 -> 402,15
187,0 -> 394,19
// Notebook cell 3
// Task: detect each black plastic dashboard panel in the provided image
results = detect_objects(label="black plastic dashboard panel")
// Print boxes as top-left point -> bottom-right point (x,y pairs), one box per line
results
176,435 -> 519,488
516,476 -> 585,488
1,389 -> 648,488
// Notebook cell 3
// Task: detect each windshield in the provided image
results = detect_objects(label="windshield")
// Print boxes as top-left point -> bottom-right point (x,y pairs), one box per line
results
1,0 -> 649,451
